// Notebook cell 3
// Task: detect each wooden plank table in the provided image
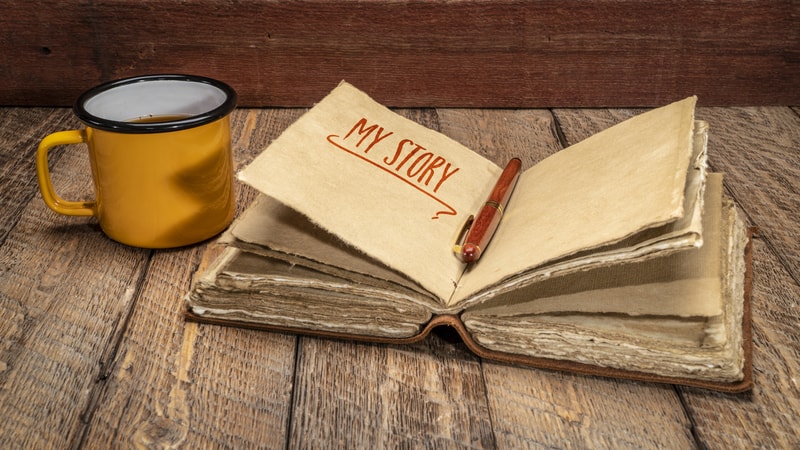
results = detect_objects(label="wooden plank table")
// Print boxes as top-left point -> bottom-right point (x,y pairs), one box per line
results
1,104 -> 798,448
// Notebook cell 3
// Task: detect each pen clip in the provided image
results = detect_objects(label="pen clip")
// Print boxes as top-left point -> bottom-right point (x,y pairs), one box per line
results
452,215 -> 474,256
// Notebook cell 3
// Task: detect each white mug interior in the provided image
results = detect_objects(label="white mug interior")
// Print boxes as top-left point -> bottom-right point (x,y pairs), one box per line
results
75,75 -> 237,132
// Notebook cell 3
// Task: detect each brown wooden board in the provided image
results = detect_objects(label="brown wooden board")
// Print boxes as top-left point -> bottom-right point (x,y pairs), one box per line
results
0,109 -> 153,448
1,0 -> 798,107
0,109 -> 79,243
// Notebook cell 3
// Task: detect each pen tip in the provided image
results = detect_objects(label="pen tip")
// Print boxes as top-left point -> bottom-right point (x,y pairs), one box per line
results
461,243 -> 480,263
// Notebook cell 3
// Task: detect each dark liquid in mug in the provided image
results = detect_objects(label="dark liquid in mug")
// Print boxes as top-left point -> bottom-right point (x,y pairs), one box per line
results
128,114 -> 192,124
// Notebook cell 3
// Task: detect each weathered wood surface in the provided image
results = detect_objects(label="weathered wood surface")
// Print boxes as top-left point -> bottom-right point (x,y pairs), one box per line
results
2,0 -> 799,108
1,104 -> 799,448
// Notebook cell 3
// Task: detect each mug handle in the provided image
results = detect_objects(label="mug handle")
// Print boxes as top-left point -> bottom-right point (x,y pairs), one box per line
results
36,130 -> 97,216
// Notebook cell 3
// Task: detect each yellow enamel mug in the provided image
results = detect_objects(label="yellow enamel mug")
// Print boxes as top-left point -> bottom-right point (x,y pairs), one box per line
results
36,74 -> 237,248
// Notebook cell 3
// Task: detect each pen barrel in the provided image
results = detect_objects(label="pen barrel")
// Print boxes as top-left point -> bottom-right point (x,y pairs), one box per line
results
463,203 -> 504,260
460,158 -> 522,263
488,157 -> 522,208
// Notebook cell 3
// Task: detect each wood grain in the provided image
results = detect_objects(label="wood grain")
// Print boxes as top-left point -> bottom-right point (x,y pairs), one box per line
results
0,109 -> 80,243
680,238 -> 800,449
289,337 -> 495,448
2,1 -> 797,107
0,109 -> 151,448
483,364 -> 696,448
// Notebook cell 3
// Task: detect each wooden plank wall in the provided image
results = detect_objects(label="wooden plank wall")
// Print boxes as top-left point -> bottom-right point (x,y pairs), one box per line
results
2,0 -> 798,108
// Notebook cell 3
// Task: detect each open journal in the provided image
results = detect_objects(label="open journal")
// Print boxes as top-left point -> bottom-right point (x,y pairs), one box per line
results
186,82 -> 753,392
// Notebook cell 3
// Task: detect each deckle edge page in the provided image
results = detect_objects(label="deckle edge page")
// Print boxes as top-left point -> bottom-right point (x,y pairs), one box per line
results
238,81 -> 500,302
453,96 -> 699,304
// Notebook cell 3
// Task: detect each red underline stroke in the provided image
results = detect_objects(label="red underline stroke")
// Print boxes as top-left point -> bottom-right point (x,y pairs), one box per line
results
326,134 -> 457,219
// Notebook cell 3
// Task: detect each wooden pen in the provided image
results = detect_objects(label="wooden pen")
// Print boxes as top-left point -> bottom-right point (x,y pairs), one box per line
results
458,157 -> 522,263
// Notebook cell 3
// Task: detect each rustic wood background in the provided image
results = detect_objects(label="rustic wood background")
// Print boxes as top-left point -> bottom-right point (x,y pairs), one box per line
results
2,0 -> 798,107
1,102 -> 798,448
2,0 -> 798,447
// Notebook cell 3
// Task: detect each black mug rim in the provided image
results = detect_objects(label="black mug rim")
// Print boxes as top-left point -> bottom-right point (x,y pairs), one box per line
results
74,74 -> 238,133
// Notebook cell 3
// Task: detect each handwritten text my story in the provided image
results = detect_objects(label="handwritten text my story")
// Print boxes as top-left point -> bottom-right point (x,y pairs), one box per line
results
326,117 -> 462,218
